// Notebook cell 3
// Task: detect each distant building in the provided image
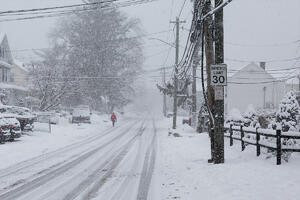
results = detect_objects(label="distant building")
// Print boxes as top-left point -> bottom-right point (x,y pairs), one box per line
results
225,62 -> 285,114
0,33 -> 13,84
0,33 -> 28,105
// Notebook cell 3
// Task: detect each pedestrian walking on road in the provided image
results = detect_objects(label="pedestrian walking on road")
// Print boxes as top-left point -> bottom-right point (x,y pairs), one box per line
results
111,112 -> 117,127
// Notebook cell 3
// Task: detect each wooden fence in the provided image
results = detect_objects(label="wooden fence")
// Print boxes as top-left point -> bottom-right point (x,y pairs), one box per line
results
224,124 -> 300,165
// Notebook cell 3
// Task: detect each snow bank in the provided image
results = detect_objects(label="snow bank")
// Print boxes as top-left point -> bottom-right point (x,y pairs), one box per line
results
151,116 -> 300,200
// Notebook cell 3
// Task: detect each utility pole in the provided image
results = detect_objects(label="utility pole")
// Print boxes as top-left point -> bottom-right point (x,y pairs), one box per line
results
170,17 -> 185,129
191,52 -> 199,127
214,0 -> 225,164
191,0 -> 201,128
162,67 -> 167,117
203,0 -> 215,163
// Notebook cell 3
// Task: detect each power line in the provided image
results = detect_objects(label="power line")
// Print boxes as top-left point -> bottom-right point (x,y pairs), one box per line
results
5,29 -> 173,53
0,0 -> 159,22
178,0 -> 188,18
0,0 -> 116,15
226,56 -> 300,63
225,40 -> 300,48
182,28 -> 300,48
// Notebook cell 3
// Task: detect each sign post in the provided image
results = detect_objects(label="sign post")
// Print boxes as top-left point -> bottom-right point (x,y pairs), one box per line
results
210,64 -> 227,164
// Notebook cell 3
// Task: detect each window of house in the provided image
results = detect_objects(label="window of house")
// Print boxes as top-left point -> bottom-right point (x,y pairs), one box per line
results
0,47 -> 4,58
4,68 -> 7,82
0,68 -> 3,82
2,68 -> 6,82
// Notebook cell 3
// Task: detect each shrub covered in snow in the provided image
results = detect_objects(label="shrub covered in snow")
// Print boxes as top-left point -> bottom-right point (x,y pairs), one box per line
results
243,104 -> 260,128
226,108 -> 245,125
275,91 -> 299,132
267,91 -> 300,162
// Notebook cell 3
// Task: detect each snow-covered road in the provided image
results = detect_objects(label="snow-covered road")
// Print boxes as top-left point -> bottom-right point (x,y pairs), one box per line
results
0,117 -> 157,200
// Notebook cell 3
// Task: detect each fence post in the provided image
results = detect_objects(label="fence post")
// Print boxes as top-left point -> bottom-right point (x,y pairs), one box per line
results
256,127 -> 260,156
229,124 -> 233,146
0,131 -> 3,144
241,125 -> 245,151
49,119 -> 52,133
276,128 -> 282,165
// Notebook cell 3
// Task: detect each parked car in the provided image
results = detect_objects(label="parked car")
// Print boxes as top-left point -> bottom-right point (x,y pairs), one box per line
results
0,105 -> 35,131
3,116 -> 22,140
0,115 -> 21,143
0,117 -> 10,143
35,111 -> 59,124
71,106 -> 91,124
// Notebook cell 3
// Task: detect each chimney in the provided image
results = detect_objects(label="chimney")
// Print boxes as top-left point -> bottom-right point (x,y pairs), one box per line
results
260,62 -> 266,70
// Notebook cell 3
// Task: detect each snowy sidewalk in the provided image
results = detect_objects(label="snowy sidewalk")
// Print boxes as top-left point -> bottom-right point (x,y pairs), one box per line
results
152,117 -> 300,200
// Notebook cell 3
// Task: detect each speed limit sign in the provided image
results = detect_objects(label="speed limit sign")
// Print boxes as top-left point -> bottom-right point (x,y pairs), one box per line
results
210,64 -> 227,86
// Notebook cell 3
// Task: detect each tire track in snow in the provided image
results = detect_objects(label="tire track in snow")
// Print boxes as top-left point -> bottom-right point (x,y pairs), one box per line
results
0,121 -> 137,200
74,122 -> 147,200
0,121 -> 130,180
109,128 -> 145,200
136,119 -> 157,200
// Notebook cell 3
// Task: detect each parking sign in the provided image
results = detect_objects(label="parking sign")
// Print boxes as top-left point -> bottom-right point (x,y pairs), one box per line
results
210,64 -> 227,86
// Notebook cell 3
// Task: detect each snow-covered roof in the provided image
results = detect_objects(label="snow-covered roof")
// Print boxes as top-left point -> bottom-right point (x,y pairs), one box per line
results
13,59 -> 29,72
0,60 -> 12,68
229,62 -> 276,84
232,62 -> 273,78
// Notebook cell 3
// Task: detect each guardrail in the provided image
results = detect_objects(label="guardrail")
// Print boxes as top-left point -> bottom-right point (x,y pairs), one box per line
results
224,124 -> 300,165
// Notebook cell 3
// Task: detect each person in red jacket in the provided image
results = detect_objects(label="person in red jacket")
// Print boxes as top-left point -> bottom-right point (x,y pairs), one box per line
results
111,112 -> 117,127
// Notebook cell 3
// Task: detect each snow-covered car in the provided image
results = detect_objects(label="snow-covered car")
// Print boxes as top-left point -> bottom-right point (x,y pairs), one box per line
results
36,112 -> 59,124
0,105 -> 35,131
3,116 -> 22,140
0,117 -> 10,143
71,106 -> 91,124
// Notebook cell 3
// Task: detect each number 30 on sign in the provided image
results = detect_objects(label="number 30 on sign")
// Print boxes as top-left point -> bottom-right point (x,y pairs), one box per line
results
210,64 -> 227,86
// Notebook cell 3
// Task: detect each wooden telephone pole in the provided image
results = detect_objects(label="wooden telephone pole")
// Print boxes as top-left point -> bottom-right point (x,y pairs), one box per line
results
213,0 -> 225,164
202,0 -> 228,164
170,17 -> 185,129
203,0 -> 216,163
162,67 -> 167,117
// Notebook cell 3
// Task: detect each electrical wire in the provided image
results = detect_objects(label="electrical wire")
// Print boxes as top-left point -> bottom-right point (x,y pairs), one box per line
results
226,56 -> 300,63
178,0 -> 188,18
0,0 -> 159,22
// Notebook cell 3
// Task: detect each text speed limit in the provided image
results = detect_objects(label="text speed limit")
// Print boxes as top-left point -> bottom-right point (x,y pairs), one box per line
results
210,64 -> 227,86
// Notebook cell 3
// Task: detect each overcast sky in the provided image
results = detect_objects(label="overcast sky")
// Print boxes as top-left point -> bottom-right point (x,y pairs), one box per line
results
0,0 -> 299,82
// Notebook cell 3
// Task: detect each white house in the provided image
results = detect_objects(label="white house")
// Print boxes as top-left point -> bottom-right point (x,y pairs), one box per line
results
0,33 -> 13,84
11,59 -> 30,87
225,62 -> 285,114
0,33 -> 28,105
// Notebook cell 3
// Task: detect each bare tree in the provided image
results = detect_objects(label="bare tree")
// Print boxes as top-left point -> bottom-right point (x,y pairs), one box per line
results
29,6 -> 143,112
48,7 -> 143,111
